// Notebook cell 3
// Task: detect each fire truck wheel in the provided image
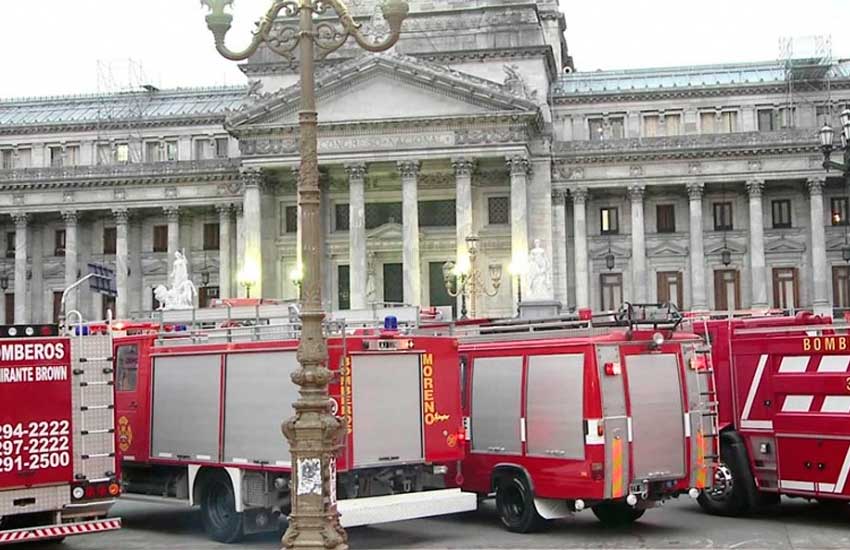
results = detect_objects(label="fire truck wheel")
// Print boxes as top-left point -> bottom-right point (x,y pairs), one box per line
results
200,472 -> 244,544
697,440 -> 751,516
591,501 -> 645,527
495,474 -> 546,533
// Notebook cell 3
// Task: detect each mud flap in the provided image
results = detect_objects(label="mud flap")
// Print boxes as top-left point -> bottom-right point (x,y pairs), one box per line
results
533,498 -> 571,520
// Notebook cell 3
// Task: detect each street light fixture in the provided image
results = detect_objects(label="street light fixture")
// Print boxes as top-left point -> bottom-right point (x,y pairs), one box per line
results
201,1 -> 409,548
443,235 -> 502,320
508,257 -> 528,316
820,110 -> 850,265
237,263 -> 259,299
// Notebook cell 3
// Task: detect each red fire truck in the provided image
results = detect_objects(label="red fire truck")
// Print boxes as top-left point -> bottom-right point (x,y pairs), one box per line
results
107,304 -> 475,543
692,311 -> 850,515
0,322 -> 121,545
437,305 -> 717,532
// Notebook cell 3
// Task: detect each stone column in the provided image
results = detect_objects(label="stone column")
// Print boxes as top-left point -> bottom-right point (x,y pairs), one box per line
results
114,209 -> 129,319
551,190 -> 569,305
398,161 -> 421,306
688,183 -> 708,310
242,168 -> 263,298
747,179 -> 768,308
234,204 -> 245,297
508,156 -> 531,301
217,204 -> 232,299
62,210 -> 78,313
572,187 -> 590,309
453,158 -> 475,263
164,206 -> 180,269
808,176 -> 831,315
13,213 -> 27,324
630,185 -> 647,303
346,164 -> 368,310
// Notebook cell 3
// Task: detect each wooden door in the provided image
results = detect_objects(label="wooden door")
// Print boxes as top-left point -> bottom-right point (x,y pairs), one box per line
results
4,293 -> 13,324
772,268 -> 799,310
382,263 -> 403,304
714,270 -> 741,311
656,271 -> 684,308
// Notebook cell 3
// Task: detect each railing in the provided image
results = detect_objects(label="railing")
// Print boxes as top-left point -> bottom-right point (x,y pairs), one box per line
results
0,159 -> 240,183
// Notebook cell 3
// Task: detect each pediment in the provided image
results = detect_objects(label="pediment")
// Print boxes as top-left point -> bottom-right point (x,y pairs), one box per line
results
765,233 -> 806,253
827,235 -> 850,251
227,52 -> 539,129
367,223 -> 403,242
647,242 -> 689,257
590,243 -> 631,259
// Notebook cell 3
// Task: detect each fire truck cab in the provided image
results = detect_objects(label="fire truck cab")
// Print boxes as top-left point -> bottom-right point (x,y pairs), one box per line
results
693,312 -> 850,516
439,305 -> 717,532
109,304 -> 475,543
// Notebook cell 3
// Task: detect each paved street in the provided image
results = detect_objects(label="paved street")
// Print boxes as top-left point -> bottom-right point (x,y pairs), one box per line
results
59,497 -> 850,550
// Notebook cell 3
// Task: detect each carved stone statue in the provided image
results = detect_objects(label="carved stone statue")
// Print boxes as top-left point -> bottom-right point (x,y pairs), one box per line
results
503,64 -> 539,102
155,251 -> 197,310
526,239 -> 552,301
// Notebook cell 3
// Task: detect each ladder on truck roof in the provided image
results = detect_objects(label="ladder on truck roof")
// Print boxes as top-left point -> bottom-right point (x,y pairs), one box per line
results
424,303 -> 687,343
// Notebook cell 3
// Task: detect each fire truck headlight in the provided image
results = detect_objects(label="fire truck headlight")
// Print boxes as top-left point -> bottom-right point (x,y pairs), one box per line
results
7,327 -> 17,337
433,465 -> 448,476
626,494 -> 638,507
24,326 -> 34,336
651,332 -> 665,348
72,486 -> 85,500
574,499 -> 585,512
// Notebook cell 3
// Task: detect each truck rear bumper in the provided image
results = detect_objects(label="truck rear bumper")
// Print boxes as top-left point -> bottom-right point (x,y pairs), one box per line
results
0,517 -> 121,546
337,489 -> 476,528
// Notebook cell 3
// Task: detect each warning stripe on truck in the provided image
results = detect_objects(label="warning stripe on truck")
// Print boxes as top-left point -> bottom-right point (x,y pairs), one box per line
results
0,518 -> 121,545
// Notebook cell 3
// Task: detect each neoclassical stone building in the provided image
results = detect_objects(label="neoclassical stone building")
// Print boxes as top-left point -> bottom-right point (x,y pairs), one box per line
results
0,0 -> 848,323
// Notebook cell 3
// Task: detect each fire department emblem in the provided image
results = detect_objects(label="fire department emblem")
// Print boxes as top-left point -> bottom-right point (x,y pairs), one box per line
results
117,416 -> 133,453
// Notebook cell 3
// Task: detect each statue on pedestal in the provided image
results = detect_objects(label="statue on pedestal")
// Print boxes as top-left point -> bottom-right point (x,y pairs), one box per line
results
154,250 -> 197,310
526,239 -> 552,301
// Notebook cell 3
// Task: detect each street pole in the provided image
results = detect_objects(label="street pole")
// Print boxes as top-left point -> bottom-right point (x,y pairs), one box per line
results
201,2 -> 409,548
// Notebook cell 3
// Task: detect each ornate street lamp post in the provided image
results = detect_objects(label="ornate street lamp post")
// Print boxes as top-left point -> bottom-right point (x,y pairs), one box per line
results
443,235 -> 502,320
820,110 -> 850,262
201,2 -> 409,548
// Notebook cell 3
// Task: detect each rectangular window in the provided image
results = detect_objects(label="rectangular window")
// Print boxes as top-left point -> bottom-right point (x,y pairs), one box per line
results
52,291 -> 63,324
335,204 -> 350,231
600,273 -> 623,311
656,204 -> 676,233
4,293 -> 13,325
145,141 -> 161,162
203,223 -> 220,251
419,200 -> 456,227
365,202 -> 403,229
713,202 -> 733,231
643,114 -> 681,137
49,146 -> 63,168
5,232 -> 15,259
153,225 -> 168,253
102,295 -> 116,320
115,144 -> 130,163
773,268 -> 799,310
285,205 -> 298,234
757,108 -> 775,132
831,197 -> 849,226
833,266 -> 850,310
664,114 -> 682,136
199,286 -> 219,309
608,116 -> 625,139
215,138 -> 229,158
103,227 -> 117,255
194,139 -> 210,160
338,265 -> 350,311
97,144 -> 112,165
65,145 -> 79,166
720,111 -> 737,133
700,112 -> 716,134
165,141 -> 178,161
771,200 -> 792,229
588,117 -> 605,141
657,271 -> 684,309
600,207 -> 619,234
487,197 -> 510,225
54,229 -> 66,257
1,150 -> 12,170
115,345 -> 139,392
15,148 -> 31,168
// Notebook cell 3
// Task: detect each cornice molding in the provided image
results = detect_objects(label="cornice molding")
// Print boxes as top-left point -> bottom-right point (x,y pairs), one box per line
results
0,114 -> 230,137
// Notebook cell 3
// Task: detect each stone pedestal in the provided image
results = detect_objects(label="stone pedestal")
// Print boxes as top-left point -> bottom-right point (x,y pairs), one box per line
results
519,300 -> 562,320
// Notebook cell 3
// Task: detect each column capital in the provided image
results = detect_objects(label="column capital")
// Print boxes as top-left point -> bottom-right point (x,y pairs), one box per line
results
452,158 -> 476,177
345,163 -> 368,183
807,176 -> 827,195
746,178 -> 765,197
216,203 -> 233,219
163,206 -> 180,222
570,186 -> 589,205
11,212 -> 27,228
551,190 -> 566,205
686,182 -> 705,200
507,155 -> 531,177
234,203 -> 244,217
396,160 -> 421,179
61,210 -> 78,226
241,167 -> 263,189
628,185 -> 646,202
112,209 -> 130,225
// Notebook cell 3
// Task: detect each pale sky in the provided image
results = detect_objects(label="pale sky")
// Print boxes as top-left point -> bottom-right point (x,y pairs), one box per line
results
0,1 -> 848,99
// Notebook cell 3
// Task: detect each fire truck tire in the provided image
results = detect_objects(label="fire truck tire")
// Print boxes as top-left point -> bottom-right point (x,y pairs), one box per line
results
697,437 -> 752,517
199,471 -> 244,544
495,474 -> 546,533
591,501 -> 645,527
